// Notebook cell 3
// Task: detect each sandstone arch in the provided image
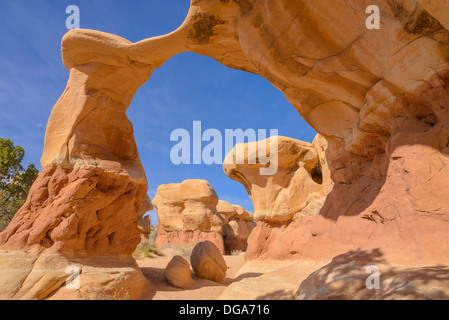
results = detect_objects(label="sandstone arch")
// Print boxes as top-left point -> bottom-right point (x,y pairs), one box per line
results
0,0 -> 449,299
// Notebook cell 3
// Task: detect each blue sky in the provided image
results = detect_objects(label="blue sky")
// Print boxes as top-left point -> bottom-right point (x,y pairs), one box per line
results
0,0 -> 317,224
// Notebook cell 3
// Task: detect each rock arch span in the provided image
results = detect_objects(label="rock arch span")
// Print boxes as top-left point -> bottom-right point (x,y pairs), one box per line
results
1,0 -> 449,299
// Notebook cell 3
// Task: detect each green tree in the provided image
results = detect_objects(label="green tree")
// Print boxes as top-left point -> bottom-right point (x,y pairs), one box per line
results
0,138 -> 39,231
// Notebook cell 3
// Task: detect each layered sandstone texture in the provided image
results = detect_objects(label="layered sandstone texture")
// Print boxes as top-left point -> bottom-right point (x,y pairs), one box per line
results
186,0 -> 449,299
224,135 -> 332,224
1,0 -> 449,300
152,179 -> 225,253
0,13 -> 200,297
180,0 -> 449,273
0,29 -> 167,299
164,255 -> 194,289
152,180 -> 255,254
190,241 -> 227,283
220,203 -> 257,253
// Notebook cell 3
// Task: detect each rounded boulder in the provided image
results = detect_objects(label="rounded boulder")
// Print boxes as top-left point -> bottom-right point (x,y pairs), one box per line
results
164,255 -> 194,289
190,241 -> 227,283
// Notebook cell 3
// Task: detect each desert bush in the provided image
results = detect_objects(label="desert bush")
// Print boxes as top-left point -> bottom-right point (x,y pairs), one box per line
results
160,242 -> 196,259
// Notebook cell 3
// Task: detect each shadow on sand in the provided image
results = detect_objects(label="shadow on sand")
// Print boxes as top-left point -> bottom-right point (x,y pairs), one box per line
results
296,249 -> 449,300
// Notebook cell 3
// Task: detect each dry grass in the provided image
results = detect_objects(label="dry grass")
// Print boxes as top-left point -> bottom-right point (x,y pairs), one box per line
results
160,242 -> 197,259
133,238 -> 164,258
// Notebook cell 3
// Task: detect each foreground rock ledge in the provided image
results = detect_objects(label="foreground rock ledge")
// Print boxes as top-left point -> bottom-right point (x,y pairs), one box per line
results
2,0 -> 449,299
0,30 -> 161,299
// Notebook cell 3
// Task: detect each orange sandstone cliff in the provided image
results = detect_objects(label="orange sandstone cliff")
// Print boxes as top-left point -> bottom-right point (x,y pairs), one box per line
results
1,0 -> 449,299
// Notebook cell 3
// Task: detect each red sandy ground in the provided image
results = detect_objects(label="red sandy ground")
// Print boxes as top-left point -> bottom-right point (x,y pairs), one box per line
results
136,248 -> 246,300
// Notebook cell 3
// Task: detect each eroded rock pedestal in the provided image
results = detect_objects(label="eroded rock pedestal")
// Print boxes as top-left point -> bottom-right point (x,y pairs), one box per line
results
2,0 -> 449,299
153,180 -> 255,254
223,134 -> 334,259
153,179 -> 225,253
224,135 -> 332,224
0,30 -> 164,299
221,203 -> 256,253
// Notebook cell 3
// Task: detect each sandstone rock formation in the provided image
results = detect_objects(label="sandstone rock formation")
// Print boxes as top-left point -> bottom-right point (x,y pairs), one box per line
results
154,179 -> 219,232
2,0 -> 449,299
296,250 -> 449,300
156,230 -> 225,254
220,203 -> 257,253
232,205 -> 254,222
137,196 -> 153,239
215,200 -> 237,226
152,179 -> 225,253
190,241 -> 227,283
223,134 -> 334,259
224,135 -> 331,223
183,0 -> 449,298
153,180 -> 255,254
174,0 -> 449,275
164,255 -> 194,289
223,219 -> 256,253
0,29 -> 165,299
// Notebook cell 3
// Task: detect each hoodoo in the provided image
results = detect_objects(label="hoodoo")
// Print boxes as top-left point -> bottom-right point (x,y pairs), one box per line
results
1,0 -> 449,299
